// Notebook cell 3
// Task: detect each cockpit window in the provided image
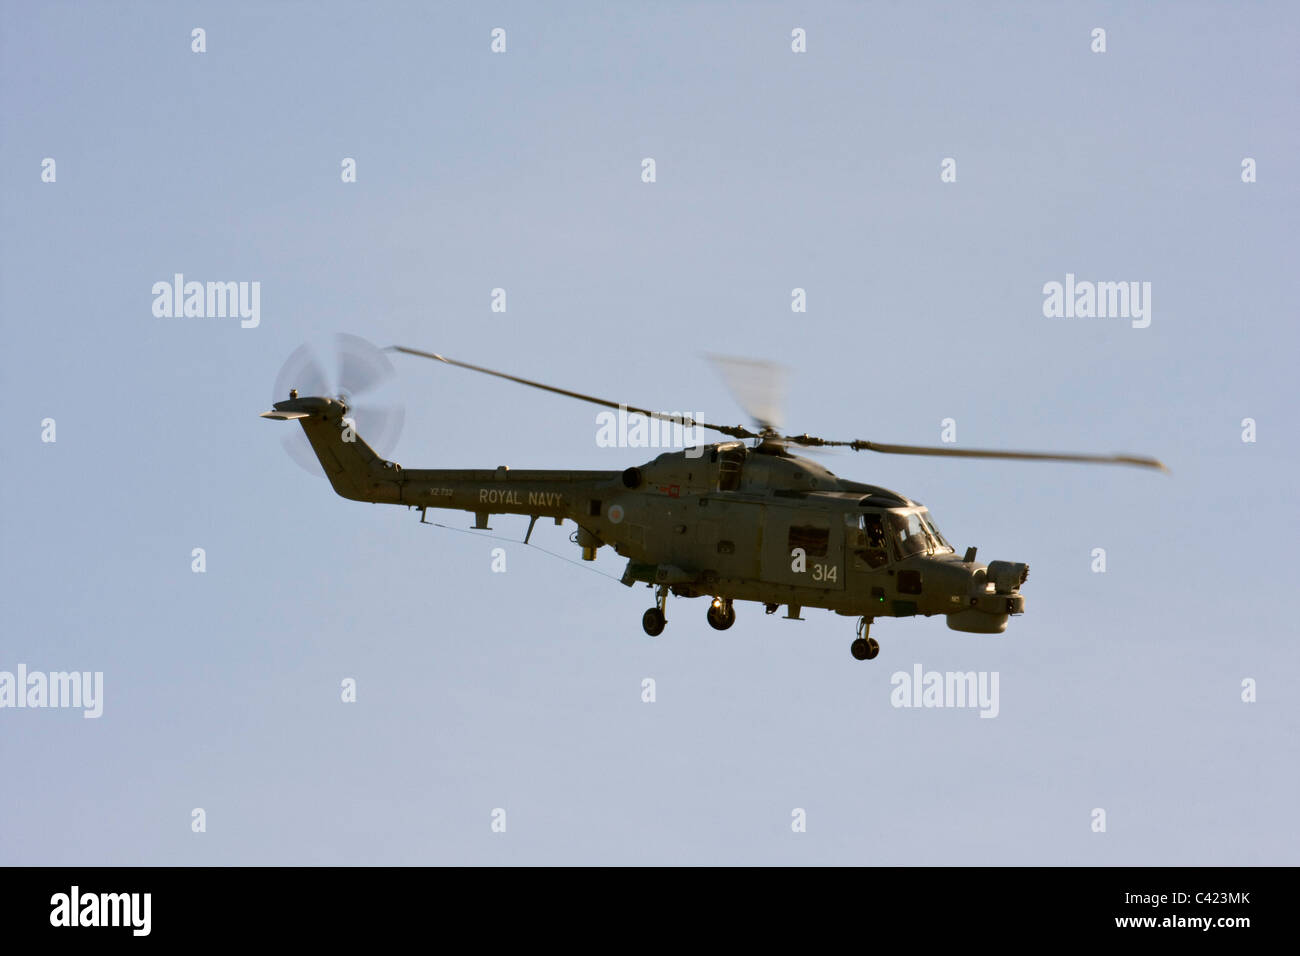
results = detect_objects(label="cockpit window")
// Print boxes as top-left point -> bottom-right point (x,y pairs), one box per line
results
890,512 -> 930,558
919,512 -> 953,552
854,514 -> 890,569
862,514 -> 887,549
855,509 -> 954,566
886,510 -> 954,558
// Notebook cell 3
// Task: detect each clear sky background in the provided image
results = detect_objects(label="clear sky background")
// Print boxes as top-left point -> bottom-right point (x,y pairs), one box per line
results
2,2 -> 1296,865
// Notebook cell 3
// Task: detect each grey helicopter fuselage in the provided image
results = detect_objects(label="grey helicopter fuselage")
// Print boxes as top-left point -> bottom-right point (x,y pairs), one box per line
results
612,441 -> 1025,634
268,394 -> 1026,635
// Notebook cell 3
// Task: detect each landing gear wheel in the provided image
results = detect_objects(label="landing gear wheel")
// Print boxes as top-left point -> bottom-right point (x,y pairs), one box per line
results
642,607 -> 666,637
850,636 -> 881,661
851,617 -> 879,661
706,601 -> 736,631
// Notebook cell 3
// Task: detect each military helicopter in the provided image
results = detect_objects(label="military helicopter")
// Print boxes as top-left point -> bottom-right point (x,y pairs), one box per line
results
262,336 -> 1166,661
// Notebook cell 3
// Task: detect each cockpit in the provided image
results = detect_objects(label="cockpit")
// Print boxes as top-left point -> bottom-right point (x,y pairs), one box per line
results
854,508 -> 953,568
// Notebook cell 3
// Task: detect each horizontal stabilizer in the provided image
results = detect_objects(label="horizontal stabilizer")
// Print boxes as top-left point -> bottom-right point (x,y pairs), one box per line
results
260,409 -> 311,421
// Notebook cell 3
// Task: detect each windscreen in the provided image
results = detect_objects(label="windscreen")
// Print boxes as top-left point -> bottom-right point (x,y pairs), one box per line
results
886,510 -> 953,558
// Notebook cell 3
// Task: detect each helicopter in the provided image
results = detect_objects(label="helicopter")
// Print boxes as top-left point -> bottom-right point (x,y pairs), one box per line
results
262,336 -> 1166,661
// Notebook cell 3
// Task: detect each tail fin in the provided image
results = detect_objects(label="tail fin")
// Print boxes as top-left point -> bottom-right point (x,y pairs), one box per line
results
261,396 -> 400,502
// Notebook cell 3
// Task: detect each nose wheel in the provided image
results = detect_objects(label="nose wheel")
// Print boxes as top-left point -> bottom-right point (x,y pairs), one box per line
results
850,637 -> 880,660
706,598 -> 736,631
851,617 -> 880,661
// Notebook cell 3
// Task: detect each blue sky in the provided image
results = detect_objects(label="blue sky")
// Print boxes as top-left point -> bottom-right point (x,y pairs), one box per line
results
1,1 -> 1296,864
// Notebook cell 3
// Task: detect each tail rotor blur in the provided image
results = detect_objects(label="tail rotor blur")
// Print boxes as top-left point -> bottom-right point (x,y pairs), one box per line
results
270,334 -> 404,476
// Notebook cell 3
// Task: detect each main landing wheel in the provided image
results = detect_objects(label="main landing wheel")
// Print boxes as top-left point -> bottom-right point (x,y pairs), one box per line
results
850,637 -> 880,661
642,607 -> 666,637
706,600 -> 736,631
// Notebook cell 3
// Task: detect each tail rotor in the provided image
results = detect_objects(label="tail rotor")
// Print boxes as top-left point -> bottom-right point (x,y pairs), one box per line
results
270,334 -> 404,476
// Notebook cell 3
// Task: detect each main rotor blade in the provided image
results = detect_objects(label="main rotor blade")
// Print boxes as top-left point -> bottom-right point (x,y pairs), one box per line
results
703,353 -> 787,434
388,346 -> 760,441
788,436 -> 1168,471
